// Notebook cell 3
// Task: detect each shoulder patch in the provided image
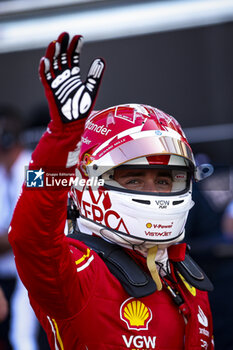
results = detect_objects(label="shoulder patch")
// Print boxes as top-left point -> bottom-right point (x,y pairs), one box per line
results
75,248 -> 94,272
70,245 -> 95,272
173,253 -> 214,292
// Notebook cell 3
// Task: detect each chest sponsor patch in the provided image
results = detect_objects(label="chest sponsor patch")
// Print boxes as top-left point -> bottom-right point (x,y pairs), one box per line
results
122,335 -> 156,349
120,297 -> 152,331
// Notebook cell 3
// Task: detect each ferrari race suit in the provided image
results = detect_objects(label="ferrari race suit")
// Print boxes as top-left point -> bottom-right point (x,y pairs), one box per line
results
9,117 -> 214,350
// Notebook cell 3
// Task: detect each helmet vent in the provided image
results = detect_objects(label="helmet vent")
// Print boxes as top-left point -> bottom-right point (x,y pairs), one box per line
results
132,199 -> 151,205
173,200 -> 184,205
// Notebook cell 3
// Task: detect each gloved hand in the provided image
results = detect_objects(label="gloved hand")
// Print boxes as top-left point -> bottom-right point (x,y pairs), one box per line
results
39,32 -> 105,126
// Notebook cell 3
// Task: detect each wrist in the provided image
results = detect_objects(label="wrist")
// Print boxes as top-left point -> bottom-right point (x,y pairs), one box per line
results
30,117 -> 86,170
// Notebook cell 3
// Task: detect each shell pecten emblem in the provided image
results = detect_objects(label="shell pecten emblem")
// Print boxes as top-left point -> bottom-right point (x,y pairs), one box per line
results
120,297 -> 152,331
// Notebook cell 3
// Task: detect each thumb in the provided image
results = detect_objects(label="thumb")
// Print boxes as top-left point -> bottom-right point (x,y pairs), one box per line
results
86,58 -> 105,94
87,58 -> 105,80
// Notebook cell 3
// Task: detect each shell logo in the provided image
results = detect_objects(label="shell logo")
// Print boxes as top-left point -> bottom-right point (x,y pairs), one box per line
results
120,297 -> 152,331
146,223 -> 152,228
80,153 -> 93,176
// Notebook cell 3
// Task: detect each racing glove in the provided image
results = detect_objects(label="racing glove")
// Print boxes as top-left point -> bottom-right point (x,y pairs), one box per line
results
32,32 -> 105,169
39,32 -> 105,127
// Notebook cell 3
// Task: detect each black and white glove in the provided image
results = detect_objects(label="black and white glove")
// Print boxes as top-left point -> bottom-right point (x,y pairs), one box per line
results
39,32 -> 105,125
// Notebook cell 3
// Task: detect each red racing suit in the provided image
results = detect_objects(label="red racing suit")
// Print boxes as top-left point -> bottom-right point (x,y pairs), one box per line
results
9,118 -> 214,350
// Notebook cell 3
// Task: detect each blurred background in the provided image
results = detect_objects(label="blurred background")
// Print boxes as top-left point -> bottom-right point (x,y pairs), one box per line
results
0,0 -> 232,349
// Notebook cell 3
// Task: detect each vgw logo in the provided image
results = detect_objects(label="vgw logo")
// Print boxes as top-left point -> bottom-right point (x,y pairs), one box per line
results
155,200 -> 169,209
26,169 -> 45,187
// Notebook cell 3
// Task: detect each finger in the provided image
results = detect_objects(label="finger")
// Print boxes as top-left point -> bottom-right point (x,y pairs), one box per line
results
39,57 -> 51,85
44,40 -> 56,78
44,33 -> 68,76
67,35 -> 83,71
38,57 -> 46,83
52,41 -> 61,73
56,32 -> 69,70
45,40 -> 55,59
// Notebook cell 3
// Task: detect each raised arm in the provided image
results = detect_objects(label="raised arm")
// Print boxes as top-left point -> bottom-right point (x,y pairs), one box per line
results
9,32 -> 105,318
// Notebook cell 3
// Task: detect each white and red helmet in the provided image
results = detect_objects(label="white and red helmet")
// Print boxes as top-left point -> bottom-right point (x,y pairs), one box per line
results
73,104 -> 212,250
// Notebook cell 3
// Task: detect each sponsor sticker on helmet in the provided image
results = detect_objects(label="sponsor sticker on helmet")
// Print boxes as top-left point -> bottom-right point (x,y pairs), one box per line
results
80,187 -> 130,234
144,222 -> 174,238
85,120 -> 112,135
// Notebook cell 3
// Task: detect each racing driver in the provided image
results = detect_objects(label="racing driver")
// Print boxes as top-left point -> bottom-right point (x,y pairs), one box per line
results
9,32 -> 215,349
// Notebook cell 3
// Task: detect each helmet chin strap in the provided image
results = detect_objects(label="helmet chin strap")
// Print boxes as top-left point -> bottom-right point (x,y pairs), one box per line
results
146,246 -> 163,291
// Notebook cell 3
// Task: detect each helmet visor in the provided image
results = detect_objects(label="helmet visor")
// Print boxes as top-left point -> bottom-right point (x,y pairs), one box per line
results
102,165 -> 191,196
87,133 -> 194,179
